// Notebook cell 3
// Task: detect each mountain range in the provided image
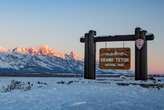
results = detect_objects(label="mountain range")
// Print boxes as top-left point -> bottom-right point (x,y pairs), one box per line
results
0,45 -> 84,75
0,45 -> 131,76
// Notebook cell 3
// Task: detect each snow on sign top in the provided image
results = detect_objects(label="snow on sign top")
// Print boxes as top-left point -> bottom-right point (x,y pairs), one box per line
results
99,48 -> 131,70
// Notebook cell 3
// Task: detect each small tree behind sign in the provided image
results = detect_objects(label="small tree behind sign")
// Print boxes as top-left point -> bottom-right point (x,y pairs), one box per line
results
99,48 -> 131,70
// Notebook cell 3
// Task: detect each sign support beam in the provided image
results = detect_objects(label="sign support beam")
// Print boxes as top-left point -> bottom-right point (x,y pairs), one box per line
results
80,34 -> 154,42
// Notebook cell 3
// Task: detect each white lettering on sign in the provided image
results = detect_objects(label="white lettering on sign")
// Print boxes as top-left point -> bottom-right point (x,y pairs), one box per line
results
99,48 -> 131,70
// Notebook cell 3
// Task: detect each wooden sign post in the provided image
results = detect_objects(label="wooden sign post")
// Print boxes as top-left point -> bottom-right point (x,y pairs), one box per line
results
135,28 -> 148,80
80,27 -> 154,80
84,31 -> 96,79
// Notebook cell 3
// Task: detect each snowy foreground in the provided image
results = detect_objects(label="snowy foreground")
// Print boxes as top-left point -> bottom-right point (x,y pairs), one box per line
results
0,77 -> 164,110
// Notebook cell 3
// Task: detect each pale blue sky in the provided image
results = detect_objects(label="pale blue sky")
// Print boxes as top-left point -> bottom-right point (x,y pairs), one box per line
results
0,0 -> 164,73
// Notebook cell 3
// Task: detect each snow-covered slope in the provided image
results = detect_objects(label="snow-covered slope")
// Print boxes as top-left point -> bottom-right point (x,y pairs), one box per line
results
0,45 -> 83,74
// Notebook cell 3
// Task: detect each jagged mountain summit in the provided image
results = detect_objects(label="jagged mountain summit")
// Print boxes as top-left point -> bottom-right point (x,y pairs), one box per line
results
0,45 -> 83,74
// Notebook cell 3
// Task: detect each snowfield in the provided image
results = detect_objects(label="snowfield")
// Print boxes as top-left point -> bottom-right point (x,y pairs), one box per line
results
0,77 -> 164,110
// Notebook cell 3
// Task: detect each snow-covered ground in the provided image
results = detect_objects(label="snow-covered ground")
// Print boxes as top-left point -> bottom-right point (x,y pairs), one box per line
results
0,77 -> 164,110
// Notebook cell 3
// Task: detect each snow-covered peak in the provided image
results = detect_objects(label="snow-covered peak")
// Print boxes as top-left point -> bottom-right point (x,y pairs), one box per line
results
12,47 -> 29,54
0,45 -> 84,60
11,45 -> 66,58
0,47 -> 9,52
67,51 -> 83,60
37,45 -> 65,58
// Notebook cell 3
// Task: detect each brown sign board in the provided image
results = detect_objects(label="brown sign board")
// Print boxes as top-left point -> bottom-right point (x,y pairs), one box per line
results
99,48 -> 131,70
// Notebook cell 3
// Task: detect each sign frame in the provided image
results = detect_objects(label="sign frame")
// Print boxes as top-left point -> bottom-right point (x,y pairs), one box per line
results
99,48 -> 131,70
80,28 -> 154,80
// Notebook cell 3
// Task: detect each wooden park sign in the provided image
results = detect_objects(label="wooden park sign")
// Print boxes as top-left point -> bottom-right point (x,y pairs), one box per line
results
80,27 -> 154,80
99,48 -> 131,70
